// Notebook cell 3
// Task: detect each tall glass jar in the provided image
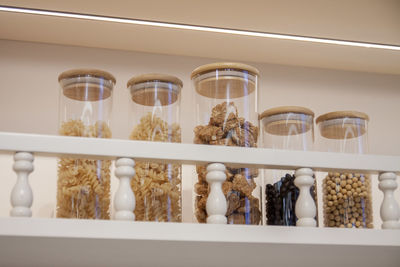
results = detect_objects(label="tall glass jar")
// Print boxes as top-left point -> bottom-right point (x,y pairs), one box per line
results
191,62 -> 261,225
260,106 -> 315,226
317,111 -> 373,228
56,69 -> 115,219
127,74 -> 182,222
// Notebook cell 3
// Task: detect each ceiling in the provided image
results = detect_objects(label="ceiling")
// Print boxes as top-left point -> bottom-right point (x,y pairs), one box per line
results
1,0 -> 399,45
0,0 -> 399,75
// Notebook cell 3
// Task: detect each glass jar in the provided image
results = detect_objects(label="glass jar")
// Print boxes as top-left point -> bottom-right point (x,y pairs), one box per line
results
317,111 -> 373,229
127,74 -> 182,222
56,69 -> 115,219
191,62 -> 261,225
260,106 -> 315,226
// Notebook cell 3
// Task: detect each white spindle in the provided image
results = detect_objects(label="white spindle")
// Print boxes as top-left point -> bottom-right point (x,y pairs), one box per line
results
294,167 -> 317,227
10,152 -> 34,217
206,163 -> 227,224
114,158 -> 136,221
378,172 -> 400,229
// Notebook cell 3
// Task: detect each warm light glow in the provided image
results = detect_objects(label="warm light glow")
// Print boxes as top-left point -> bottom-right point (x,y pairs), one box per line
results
1,5 -> 400,51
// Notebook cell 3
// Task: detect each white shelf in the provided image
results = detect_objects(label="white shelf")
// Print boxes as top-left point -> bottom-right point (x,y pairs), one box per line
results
0,1 -> 399,74
0,217 -> 399,267
0,132 -> 400,173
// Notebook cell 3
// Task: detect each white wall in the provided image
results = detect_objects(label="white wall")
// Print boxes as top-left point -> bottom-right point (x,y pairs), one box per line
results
0,39 -> 399,226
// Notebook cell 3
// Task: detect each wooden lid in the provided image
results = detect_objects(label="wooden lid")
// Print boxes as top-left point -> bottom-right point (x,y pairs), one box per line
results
264,120 -> 313,136
260,107 -> 314,136
319,122 -> 367,139
127,74 -> 182,106
194,76 -> 256,99
317,111 -> 368,139
62,83 -> 112,101
259,106 -> 314,120
130,87 -> 180,106
190,62 -> 259,79
127,73 -> 183,88
316,111 -> 369,124
58,68 -> 116,84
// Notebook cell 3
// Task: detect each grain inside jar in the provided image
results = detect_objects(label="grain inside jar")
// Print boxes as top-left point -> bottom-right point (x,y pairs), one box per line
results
127,74 -> 183,222
191,62 -> 261,225
56,69 -> 115,219
317,111 -> 373,228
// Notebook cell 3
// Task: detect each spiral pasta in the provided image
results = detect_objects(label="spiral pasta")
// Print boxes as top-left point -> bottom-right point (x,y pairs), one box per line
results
130,113 -> 182,222
56,120 -> 111,219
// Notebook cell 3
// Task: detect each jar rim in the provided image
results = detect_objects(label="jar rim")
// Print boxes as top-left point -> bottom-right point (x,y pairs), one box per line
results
127,73 -> 183,88
58,68 -> 116,84
260,106 -> 314,120
190,62 -> 259,79
316,111 -> 369,124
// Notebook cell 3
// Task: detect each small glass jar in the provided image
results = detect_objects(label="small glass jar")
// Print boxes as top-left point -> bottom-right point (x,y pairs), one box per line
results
260,106 -> 315,226
56,69 -> 115,219
317,111 -> 373,229
127,74 -> 182,222
191,62 -> 261,225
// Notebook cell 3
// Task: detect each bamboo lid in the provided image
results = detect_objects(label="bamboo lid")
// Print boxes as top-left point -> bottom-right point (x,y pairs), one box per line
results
317,111 -> 369,139
127,73 -> 183,88
194,76 -> 256,99
260,106 -> 314,136
62,83 -> 112,102
190,62 -> 259,79
127,73 -> 182,106
316,111 -> 369,124
58,68 -> 116,84
260,106 -> 314,120
59,69 -> 115,101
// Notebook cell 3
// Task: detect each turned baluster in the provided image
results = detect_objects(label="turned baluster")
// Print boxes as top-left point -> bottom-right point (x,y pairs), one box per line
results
206,163 -> 227,224
379,172 -> 400,229
10,152 -> 34,217
294,167 -> 317,227
114,158 -> 136,221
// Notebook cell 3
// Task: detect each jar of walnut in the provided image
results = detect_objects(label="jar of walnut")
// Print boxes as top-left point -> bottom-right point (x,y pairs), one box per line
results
317,111 -> 373,229
127,74 -> 183,222
56,69 -> 115,219
191,62 -> 261,225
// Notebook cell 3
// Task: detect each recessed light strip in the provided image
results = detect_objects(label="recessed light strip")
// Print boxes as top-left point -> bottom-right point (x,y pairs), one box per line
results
1,5 -> 400,51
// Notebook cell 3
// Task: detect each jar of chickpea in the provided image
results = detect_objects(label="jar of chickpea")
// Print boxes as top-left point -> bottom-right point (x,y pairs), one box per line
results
317,111 -> 373,229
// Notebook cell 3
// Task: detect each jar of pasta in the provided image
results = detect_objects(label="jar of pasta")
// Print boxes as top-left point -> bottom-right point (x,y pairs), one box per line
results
127,73 -> 182,222
191,62 -> 261,225
260,106 -> 316,226
317,111 -> 373,228
56,69 -> 115,219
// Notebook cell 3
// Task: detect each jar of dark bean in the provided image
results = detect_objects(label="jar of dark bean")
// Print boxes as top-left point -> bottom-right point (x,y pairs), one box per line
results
317,111 -> 373,229
260,106 -> 315,226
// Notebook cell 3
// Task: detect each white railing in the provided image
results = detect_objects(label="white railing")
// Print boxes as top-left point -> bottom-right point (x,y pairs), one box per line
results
0,131 -> 399,229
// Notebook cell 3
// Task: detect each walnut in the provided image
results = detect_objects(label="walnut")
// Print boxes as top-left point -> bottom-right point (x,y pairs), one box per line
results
209,102 -> 238,126
227,213 -> 245,224
222,181 -> 233,195
223,117 -> 240,133
232,174 -> 256,197
193,101 -> 261,224
195,208 -> 207,223
194,182 -> 208,196
243,121 -> 259,141
197,125 -> 224,143
231,127 -> 257,147
240,168 -> 259,179
195,196 -> 207,211
209,138 -> 236,146
226,193 -> 241,216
